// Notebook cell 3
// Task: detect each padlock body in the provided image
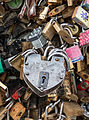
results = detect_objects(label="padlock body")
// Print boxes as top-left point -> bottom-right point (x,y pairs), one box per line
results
23,54 -> 65,97
10,102 -> 26,120
42,22 -> 55,40
72,6 -> 89,29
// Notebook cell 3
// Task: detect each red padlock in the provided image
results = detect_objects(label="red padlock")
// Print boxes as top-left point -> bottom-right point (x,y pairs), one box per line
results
12,86 -> 26,100
77,80 -> 89,90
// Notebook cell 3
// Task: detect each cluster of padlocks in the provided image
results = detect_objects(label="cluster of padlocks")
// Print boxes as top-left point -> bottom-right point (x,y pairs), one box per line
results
0,0 -> 89,120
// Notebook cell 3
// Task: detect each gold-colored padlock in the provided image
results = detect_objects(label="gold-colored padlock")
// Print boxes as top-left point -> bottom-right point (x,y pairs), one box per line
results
48,4 -> 66,17
63,102 -> 84,117
77,59 -> 86,72
52,20 -> 74,44
10,102 -> 26,120
77,66 -> 89,81
48,0 -> 63,5
67,25 -> 79,36
67,0 -> 73,6
42,21 -> 56,40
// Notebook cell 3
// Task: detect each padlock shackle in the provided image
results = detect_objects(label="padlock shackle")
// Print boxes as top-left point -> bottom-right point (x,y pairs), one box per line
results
48,52 -> 70,71
44,46 -> 55,57
22,49 -> 38,63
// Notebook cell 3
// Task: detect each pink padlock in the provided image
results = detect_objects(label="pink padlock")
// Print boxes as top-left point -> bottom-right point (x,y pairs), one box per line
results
79,29 -> 89,46
65,45 -> 83,63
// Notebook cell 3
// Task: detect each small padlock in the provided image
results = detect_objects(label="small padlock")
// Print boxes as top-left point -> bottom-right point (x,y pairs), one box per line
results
77,80 -> 89,91
9,54 -> 23,72
77,66 -> 89,81
63,102 -> 84,117
61,71 -> 78,101
48,0 -> 62,5
11,85 -> 26,100
42,21 -> 56,40
10,102 -> 26,120
87,52 -> 89,65
67,0 -> 73,6
62,6 -> 75,19
51,20 -> 74,44
23,89 -> 32,101
0,89 -> 6,106
48,4 -> 66,17
20,57 -> 24,80
39,6 -> 49,20
79,29 -> 89,46
29,27 -> 48,49
22,42 -> 33,53
77,59 -> 86,72
62,72 -> 71,98
72,6 -> 89,29
65,45 -> 83,63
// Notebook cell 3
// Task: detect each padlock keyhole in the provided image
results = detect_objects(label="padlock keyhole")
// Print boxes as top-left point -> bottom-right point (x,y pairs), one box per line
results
42,76 -> 46,83
18,112 -> 22,116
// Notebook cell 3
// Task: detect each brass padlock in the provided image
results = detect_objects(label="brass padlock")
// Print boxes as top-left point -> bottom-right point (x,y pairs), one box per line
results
9,54 -> 23,72
25,118 -> 34,120
10,102 -> 26,120
62,102 -> 84,117
0,89 -> 6,106
48,4 -> 66,17
87,52 -> 89,65
87,47 -> 89,65
62,72 -> 71,98
0,107 -> 7,120
67,0 -> 73,6
77,59 -> 86,72
48,0 -> 63,5
22,42 -> 33,53
48,90 -> 58,102
42,21 -> 56,40
51,20 -> 74,44
23,89 -> 32,101
77,66 -> 89,81
60,72 -> 78,102
62,6 -> 75,19
69,58 -> 74,70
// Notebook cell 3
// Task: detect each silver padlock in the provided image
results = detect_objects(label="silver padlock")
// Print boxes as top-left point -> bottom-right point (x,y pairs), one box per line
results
23,48 -> 70,97
28,27 -> 48,49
